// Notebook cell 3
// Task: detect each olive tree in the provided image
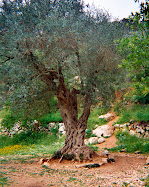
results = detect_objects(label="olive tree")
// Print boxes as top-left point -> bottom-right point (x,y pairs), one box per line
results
0,0 -> 124,160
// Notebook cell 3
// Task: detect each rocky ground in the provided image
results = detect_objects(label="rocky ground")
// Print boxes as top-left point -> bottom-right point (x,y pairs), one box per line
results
0,117 -> 149,187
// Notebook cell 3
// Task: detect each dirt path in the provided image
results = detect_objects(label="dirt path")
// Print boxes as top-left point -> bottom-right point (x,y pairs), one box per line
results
0,117 -> 148,187
96,116 -> 118,150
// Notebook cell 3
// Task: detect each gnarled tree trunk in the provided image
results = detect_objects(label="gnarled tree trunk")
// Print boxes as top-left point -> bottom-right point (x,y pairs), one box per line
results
56,76 -> 95,161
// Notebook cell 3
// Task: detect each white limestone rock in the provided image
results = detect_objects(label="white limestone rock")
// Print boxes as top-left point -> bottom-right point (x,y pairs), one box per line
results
114,124 -> 120,128
98,137 -> 106,144
99,113 -> 115,121
84,139 -> 88,145
58,123 -> 66,135
88,137 -> 98,144
129,130 -> 136,136
92,125 -> 114,138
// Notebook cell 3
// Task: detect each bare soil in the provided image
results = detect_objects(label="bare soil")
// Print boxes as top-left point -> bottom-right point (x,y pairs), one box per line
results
0,117 -> 148,187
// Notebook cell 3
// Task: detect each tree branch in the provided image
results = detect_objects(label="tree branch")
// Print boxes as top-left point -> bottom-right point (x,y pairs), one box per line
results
76,50 -> 84,90
78,95 -> 91,124
0,56 -> 14,64
28,50 -> 58,92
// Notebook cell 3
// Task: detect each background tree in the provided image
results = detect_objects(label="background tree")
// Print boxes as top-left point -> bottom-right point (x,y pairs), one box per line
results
0,0 -> 126,160
117,1 -> 149,104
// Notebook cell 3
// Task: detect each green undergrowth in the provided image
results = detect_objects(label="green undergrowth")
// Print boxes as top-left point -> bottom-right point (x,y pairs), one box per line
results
109,131 -> 149,154
38,111 -> 63,124
0,109 -> 7,119
0,132 -> 65,156
0,132 -> 58,148
87,107 -> 108,130
0,106 -> 107,158
115,104 -> 149,124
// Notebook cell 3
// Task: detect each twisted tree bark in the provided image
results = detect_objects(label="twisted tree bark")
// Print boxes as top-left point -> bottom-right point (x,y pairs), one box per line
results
56,75 -> 95,161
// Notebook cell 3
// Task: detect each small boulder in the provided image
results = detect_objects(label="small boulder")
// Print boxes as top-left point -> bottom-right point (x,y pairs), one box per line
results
43,162 -> 50,167
88,137 -> 98,144
114,124 -> 120,128
140,129 -> 145,134
92,125 -> 114,138
99,113 -> 115,121
101,150 -> 110,158
120,124 -> 124,128
146,157 -> 149,165
98,137 -> 106,144
84,139 -> 88,145
129,130 -> 136,136
144,131 -> 149,139
135,151 -> 141,154
48,123 -> 56,130
59,123 -> 66,134
101,158 -> 108,163
120,149 -> 126,152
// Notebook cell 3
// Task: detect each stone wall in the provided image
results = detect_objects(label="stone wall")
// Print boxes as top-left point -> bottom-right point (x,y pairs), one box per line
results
114,121 -> 149,139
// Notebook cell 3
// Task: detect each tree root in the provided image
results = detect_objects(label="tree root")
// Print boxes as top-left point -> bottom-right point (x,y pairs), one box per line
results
52,145 -> 96,162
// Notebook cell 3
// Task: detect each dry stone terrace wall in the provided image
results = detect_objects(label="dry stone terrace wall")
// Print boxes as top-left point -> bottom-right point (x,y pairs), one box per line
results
0,113 -> 149,140
0,120 -> 66,137
114,121 -> 149,139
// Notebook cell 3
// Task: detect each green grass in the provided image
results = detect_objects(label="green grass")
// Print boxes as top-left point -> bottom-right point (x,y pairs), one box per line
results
109,131 -> 149,154
38,111 -> 62,124
116,104 -> 149,124
0,132 -> 56,147
88,144 -> 98,152
87,107 -> 108,130
0,132 -> 65,156
0,109 -> 7,119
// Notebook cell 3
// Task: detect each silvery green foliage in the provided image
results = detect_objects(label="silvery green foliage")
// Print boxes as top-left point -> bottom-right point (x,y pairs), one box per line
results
0,0 -> 127,119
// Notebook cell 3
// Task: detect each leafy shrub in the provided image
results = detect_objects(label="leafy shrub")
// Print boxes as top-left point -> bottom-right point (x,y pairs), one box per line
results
1,112 -> 18,130
144,175 -> 149,187
116,111 -> 131,124
0,109 -> 7,119
134,94 -> 149,104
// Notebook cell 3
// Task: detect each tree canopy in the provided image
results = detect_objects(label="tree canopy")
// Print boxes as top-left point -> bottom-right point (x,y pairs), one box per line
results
0,0 -> 126,117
